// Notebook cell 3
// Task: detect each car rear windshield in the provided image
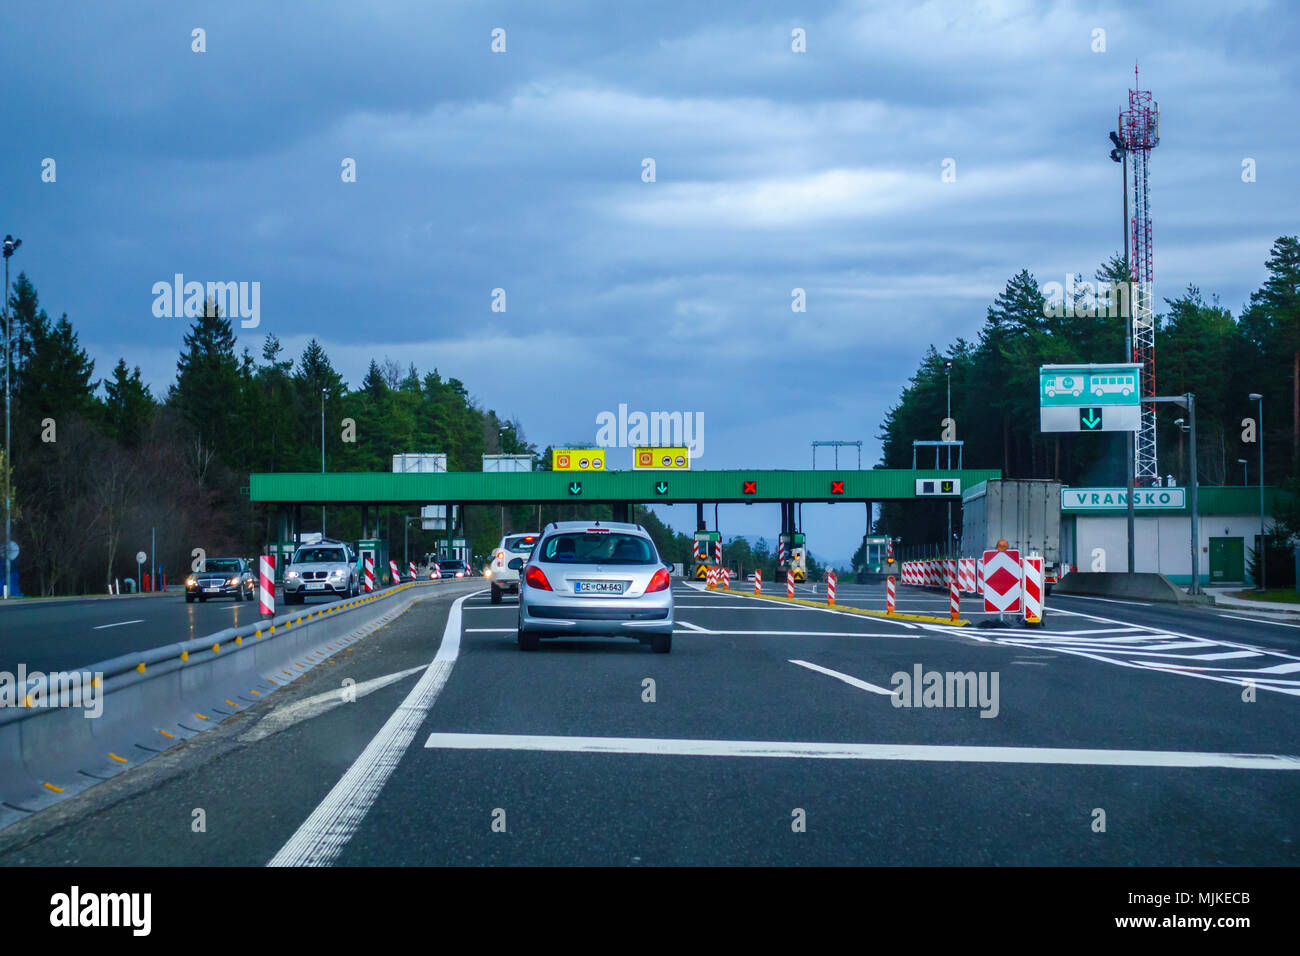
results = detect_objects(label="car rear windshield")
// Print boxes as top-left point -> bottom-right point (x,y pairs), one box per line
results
203,559 -> 241,572
538,532 -> 656,565
295,548 -> 346,564
503,535 -> 538,553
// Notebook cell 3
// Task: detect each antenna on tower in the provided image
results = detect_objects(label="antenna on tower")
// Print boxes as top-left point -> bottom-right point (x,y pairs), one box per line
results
1120,65 -> 1160,484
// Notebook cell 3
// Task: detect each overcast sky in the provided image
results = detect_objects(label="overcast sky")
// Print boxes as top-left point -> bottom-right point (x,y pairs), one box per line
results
3,0 -> 1297,562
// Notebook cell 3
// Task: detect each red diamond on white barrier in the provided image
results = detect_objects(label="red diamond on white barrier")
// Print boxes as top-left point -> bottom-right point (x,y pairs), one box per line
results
982,550 -> 1022,613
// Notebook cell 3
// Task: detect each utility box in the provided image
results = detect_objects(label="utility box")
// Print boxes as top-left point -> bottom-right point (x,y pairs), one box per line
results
963,479 -> 1062,585
482,454 -> 533,472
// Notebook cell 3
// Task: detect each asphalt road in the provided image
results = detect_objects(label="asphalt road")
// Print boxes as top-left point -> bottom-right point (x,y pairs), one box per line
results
0,581 -> 453,675
0,578 -> 1296,865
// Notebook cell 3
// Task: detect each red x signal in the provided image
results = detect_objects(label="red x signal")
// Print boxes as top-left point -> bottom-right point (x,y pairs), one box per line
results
742,480 -> 757,495
830,480 -> 845,495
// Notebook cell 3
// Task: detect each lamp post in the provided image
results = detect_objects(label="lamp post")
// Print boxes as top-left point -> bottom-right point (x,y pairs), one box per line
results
945,359 -> 952,557
1249,392 -> 1265,590
3,234 -> 22,600
320,388 -> 326,535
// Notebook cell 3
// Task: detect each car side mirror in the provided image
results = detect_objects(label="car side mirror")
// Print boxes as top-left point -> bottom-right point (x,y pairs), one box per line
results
508,558 -> 524,571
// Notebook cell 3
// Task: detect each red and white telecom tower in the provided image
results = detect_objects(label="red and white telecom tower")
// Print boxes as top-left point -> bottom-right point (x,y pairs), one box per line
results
1120,67 -> 1160,483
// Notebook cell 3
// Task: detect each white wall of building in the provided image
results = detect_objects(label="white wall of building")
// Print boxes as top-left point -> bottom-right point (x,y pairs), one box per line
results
1068,513 -> 1260,583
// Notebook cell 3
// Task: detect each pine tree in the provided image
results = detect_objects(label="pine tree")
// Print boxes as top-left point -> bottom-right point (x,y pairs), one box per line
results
171,299 -> 240,464
102,359 -> 155,447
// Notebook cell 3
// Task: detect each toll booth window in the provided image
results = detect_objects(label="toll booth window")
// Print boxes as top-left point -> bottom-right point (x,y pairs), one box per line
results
539,533 -> 655,565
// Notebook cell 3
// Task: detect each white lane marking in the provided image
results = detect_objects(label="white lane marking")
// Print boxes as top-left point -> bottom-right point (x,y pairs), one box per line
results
240,666 -> 426,743
268,589 -> 477,867
1187,650 -> 1263,661
92,619 -> 144,630
788,659 -> 895,696
1056,595 -> 1152,607
675,620 -> 711,632
690,629 -> 917,638
422,733 -> 1300,771
1216,613 -> 1300,630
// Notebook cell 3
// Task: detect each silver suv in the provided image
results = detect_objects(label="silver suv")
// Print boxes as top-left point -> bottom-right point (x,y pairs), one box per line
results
283,540 -> 359,604
514,521 -> 674,653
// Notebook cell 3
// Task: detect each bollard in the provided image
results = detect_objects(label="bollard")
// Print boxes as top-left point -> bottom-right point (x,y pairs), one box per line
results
1023,553 -> 1043,625
364,555 -> 375,592
786,568 -> 795,599
949,558 -> 960,621
389,559 -> 401,584
258,555 -> 276,616
827,569 -> 837,606
886,574 -> 896,614
409,561 -> 416,580
754,568 -> 762,595
723,568 -> 730,591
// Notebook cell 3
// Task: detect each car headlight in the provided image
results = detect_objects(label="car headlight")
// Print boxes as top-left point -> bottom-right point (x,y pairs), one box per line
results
329,569 -> 346,578
186,576 -> 196,587
286,570 -> 300,580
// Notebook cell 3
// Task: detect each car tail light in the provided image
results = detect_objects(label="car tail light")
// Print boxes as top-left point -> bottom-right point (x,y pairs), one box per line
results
646,568 -> 670,593
496,551 -> 505,563
524,565 -> 552,591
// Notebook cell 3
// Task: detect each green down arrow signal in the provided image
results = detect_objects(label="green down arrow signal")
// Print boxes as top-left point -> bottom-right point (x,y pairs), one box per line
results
1080,407 -> 1103,430
568,481 -> 582,495
654,481 -> 669,495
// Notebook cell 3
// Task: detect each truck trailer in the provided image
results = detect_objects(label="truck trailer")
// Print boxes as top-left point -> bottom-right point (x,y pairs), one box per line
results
961,479 -> 1064,591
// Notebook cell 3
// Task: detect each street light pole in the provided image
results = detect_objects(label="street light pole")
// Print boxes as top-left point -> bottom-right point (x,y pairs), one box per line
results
1250,393 -> 1265,590
1111,124 -> 1135,575
3,235 -> 22,600
320,388 -> 326,535
1186,393 -> 1199,595
945,359 -> 952,557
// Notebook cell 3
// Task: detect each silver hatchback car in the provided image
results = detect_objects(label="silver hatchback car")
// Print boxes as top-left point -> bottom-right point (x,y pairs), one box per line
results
514,521 -> 674,653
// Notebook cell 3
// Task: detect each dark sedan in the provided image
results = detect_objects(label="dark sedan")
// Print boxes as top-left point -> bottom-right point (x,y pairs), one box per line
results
186,557 -> 256,603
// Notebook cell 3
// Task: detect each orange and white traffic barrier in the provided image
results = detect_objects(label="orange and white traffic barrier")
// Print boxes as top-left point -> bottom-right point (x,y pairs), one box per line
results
786,569 -> 795,598
948,559 -> 960,621
958,558 -> 976,593
408,561 -> 416,580
431,562 -> 441,580
754,569 -> 762,595
389,559 -> 401,584
886,574 -> 896,614
1023,553 -> 1044,625
258,555 -> 275,615
826,569 -> 837,606
705,567 -> 716,589
722,569 -> 730,591
363,555 -> 374,592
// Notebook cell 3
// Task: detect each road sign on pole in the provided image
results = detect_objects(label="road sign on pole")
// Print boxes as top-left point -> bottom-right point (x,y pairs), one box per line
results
1039,363 -> 1142,432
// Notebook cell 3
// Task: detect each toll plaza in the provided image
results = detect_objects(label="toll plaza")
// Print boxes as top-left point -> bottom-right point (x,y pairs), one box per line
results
250,468 -> 1000,575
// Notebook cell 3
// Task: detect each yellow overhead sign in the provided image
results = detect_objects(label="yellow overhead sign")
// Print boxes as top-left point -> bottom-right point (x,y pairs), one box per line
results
632,446 -> 691,470
552,449 -> 606,471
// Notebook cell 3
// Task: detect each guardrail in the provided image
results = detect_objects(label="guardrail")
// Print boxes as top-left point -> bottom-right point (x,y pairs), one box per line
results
0,578 -> 477,832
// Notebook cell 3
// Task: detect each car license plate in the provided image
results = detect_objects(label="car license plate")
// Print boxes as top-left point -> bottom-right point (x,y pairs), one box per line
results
307,583 -> 325,590
203,587 -> 221,593
575,581 -> 625,595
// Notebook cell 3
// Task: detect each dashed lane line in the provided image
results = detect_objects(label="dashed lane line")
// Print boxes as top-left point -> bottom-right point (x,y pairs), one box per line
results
788,659 -> 895,696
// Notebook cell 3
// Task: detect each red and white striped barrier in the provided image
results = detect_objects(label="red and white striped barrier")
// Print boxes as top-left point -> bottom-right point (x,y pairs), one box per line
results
976,558 -> 984,598
948,558 -> 960,621
886,574 -> 896,614
408,561 -> 416,580
389,559 -> 401,584
826,569 -> 837,606
1023,554 -> 1044,624
706,567 -> 716,589
258,555 -> 275,615
981,549 -> 1021,613
958,558 -> 976,593
786,568 -> 795,599
363,555 -> 375,592
431,562 -> 441,580
754,569 -> 762,595
722,568 -> 730,591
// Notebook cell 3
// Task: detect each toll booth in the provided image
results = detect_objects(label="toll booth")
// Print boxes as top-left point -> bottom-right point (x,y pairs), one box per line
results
778,532 -> 806,583
357,538 -> 390,587
437,537 -> 470,565
857,535 -> 898,582
691,530 -> 722,580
